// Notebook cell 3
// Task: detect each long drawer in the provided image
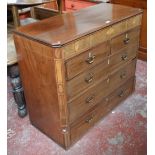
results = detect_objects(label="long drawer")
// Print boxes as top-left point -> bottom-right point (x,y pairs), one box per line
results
65,41 -> 110,80
68,59 -> 136,123
69,76 -> 109,123
67,60 -> 109,100
109,59 -> 136,89
70,77 -> 135,143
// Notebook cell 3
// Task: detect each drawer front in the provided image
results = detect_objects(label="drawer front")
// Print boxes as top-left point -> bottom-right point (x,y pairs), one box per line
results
65,41 -> 110,80
63,42 -> 75,59
70,77 -> 135,143
90,27 -> 109,48
109,44 -> 138,69
69,78 -> 110,123
63,35 -> 90,60
104,77 -> 135,113
109,59 -> 136,90
63,28 -> 110,60
69,59 -> 136,123
109,15 -> 142,38
74,35 -> 90,54
127,14 -> 142,30
111,28 -> 140,54
67,60 -> 109,100
66,0 -> 96,10
108,20 -> 127,38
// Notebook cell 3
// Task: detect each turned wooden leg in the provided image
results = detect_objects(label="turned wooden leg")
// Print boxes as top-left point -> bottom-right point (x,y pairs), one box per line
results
57,0 -> 63,14
11,5 -> 20,28
8,64 -> 27,118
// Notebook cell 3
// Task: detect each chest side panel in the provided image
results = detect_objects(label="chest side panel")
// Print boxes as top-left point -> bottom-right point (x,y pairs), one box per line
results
13,34 -> 70,148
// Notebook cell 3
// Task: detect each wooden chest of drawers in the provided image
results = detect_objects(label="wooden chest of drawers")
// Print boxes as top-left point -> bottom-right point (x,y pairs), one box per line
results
14,3 -> 142,149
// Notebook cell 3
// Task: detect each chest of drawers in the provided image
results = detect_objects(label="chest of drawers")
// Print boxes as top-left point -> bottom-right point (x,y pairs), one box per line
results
14,3 -> 142,149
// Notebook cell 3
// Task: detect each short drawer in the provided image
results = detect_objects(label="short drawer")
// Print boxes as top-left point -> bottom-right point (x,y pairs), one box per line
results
68,59 -> 136,123
108,20 -> 127,38
63,35 -> 90,60
65,41 -> 110,80
67,60 -> 109,100
63,42 -> 76,59
109,43 -> 138,69
65,0 -> 96,10
90,27 -> 109,48
127,14 -> 142,30
70,77 -> 135,143
109,14 -> 142,38
111,28 -> 140,54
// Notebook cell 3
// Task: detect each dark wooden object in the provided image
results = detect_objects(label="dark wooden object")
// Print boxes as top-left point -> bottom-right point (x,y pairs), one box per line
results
14,3 -> 142,149
7,17 -> 38,117
64,0 -> 97,12
110,0 -> 147,61
31,0 -> 97,20
7,25 -> 27,117
7,0 -> 52,27
30,1 -> 59,20
8,64 -> 27,117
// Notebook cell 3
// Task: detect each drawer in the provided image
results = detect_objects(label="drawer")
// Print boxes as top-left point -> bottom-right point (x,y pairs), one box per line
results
74,35 -> 90,54
63,35 -> 90,60
109,44 -> 138,69
109,14 -> 142,38
111,28 -> 140,54
68,59 -> 136,123
67,60 -> 109,100
63,42 -> 75,59
104,77 -> 135,113
65,41 -> 110,80
127,14 -> 142,30
108,20 -> 127,38
90,27 -> 109,48
70,77 -> 135,143
65,0 -> 96,10
69,77 -> 110,123
109,59 -> 136,90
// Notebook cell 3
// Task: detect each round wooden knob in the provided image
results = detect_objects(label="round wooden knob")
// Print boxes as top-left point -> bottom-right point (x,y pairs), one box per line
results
71,4 -> 75,8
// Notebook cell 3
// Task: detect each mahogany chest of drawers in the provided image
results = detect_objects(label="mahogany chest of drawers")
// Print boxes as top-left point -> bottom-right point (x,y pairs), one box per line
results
14,3 -> 142,149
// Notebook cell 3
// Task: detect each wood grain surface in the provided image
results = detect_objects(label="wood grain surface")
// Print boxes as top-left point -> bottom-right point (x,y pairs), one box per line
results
13,3 -> 142,149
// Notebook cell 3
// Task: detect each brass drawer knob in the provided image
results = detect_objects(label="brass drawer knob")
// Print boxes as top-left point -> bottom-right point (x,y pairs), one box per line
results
121,54 -> 128,61
85,73 -> 94,83
123,33 -> 130,44
85,94 -> 95,104
85,114 -> 95,124
86,53 -> 96,64
118,90 -> 124,97
123,38 -> 130,44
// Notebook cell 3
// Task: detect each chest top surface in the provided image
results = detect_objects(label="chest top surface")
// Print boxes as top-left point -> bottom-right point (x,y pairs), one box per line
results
15,3 -> 142,46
